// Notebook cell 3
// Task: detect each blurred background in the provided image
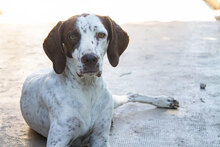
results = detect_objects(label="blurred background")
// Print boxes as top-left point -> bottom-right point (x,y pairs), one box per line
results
0,0 -> 219,24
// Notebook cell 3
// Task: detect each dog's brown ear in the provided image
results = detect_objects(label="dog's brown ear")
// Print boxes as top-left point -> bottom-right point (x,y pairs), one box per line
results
101,16 -> 129,67
43,21 -> 66,74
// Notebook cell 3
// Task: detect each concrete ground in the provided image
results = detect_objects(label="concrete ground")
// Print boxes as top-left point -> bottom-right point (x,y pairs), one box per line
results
0,20 -> 220,146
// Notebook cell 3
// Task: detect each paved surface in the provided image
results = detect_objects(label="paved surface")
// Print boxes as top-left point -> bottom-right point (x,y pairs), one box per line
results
0,21 -> 220,147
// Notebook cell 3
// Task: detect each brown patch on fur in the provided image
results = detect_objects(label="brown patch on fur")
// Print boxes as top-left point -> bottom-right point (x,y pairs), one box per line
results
62,15 -> 81,58
43,21 -> 66,74
99,16 -> 129,67
43,15 -> 80,74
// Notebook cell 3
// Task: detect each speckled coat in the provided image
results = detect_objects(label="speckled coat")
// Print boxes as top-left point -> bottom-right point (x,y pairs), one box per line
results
20,14 -> 179,147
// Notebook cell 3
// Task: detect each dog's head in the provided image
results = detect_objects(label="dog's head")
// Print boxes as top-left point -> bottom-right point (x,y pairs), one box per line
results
43,14 -> 129,77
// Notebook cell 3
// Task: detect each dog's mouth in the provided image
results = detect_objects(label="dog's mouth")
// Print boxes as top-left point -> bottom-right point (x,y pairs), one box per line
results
77,70 -> 102,78
76,63 -> 102,78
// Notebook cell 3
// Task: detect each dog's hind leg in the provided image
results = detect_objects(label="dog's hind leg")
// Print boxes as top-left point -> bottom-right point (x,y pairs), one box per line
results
113,93 -> 179,109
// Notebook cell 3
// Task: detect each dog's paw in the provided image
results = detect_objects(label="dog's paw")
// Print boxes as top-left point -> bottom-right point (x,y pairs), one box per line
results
167,97 -> 179,109
155,96 -> 179,109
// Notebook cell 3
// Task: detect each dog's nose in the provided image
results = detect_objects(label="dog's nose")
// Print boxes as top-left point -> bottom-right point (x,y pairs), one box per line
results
81,53 -> 98,65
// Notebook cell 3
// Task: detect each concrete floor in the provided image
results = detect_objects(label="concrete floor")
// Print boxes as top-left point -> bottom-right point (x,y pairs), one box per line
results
0,21 -> 220,147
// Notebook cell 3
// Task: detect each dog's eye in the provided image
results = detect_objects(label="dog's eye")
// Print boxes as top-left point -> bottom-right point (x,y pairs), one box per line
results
97,32 -> 106,39
69,34 -> 77,40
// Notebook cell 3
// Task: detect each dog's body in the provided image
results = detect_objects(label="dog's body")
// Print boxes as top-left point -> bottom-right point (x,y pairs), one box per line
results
20,14 -> 179,147
21,67 -> 113,146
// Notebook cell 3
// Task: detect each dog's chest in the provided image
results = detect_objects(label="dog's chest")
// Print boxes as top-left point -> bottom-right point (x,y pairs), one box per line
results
77,87 -> 104,121
59,80 -> 111,134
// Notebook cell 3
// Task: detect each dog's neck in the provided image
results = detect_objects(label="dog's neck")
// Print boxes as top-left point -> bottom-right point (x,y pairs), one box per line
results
63,57 -> 101,86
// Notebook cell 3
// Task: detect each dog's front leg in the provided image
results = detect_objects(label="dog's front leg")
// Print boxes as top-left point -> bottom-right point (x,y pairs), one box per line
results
90,133 -> 110,147
89,110 -> 112,147
46,119 -> 81,147
89,124 -> 111,147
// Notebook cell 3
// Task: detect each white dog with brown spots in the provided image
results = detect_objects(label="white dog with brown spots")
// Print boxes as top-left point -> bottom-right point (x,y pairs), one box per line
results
20,14 -> 179,147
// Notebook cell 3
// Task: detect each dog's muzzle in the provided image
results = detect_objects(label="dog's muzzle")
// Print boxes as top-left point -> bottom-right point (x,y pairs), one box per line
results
78,53 -> 102,77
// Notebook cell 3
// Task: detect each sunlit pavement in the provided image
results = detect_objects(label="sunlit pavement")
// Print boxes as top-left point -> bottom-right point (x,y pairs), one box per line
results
0,0 -> 220,147
0,0 -> 217,24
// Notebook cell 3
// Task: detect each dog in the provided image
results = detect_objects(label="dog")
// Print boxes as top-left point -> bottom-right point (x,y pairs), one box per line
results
20,14 -> 179,147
